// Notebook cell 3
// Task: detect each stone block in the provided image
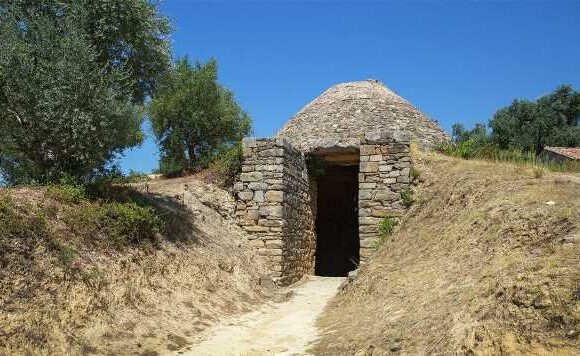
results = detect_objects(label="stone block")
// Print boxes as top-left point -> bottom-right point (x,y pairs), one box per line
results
253,190 -> 265,202
360,239 -> 377,248
360,162 -> 379,173
369,154 -> 382,162
359,200 -> 380,208
375,189 -> 398,201
244,225 -> 269,232
359,216 -> 381,226
265,190 -> 285,202
233,182 -> 244,192
265,241 -> 283,249
259,148 -> 284,157
359,208 -> 372,217
258,219 -> 284,227
359,225 -> 378,233
259,205 -> 284,218
248,182 -> 268,191
246,209 -> 260,221
360,145 -> 378,155
397,175 -> 410,183
249,240 -> 264,248
359,189 -> 374,200
256,164 -> 284,172
240,172 -> 264,182
359,182 -> 376,189
379,165 -> 393,172
395,161 -> 411,169
238,190 -> 253,201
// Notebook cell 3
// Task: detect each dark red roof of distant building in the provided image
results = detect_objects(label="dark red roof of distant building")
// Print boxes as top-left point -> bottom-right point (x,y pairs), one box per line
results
544,147 -> 580,160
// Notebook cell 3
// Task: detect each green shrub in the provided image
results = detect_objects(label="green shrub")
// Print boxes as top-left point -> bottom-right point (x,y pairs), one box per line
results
46,184 -> 87,204
214,144 -> 244,186
376,216 -> 399,246
401,189 -> 415,208
67,202 -> 162,248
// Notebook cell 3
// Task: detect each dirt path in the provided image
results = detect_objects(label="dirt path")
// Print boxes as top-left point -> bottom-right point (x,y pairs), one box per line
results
183,276 -> 344,356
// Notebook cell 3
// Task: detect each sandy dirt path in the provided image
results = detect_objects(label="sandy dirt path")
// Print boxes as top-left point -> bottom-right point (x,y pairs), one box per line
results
183,276 -> 344,356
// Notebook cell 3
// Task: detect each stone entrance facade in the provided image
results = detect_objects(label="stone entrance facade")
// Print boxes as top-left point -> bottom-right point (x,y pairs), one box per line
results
234,130 -> 411,285
233,80 -> 448,285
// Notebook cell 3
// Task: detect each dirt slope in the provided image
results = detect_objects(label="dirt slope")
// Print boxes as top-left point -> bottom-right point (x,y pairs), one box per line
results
314,153 -> 580,355
0,176 -> 270,355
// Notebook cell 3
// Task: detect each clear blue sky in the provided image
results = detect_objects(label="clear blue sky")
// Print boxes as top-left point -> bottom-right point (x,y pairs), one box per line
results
120,0 -> 580,174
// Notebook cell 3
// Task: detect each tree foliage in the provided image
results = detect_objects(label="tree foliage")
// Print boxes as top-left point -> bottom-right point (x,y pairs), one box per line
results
149,58 -> 252,175
0,0 -> 171,185
490,85 -> 580,153
447,85 -> 580,157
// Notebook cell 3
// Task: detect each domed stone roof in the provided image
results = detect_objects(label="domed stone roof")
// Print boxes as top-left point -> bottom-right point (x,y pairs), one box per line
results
277,79 -> 448,153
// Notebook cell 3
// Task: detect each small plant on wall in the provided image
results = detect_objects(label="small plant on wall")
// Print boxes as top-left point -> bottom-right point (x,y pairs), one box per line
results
400,188 -> 415,208
375,216 -> 399,247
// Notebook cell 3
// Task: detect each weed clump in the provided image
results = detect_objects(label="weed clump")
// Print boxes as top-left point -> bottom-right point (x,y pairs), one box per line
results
376,216 -> 399,247
410,167 -> 421,180
400,188 -> 415,208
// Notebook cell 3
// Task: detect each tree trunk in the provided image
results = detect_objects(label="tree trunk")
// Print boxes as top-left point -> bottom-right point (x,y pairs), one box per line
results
187,143 -> 196,169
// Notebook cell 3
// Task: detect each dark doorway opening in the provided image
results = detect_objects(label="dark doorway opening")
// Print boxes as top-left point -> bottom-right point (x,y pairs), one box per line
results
315,165 -> 359,276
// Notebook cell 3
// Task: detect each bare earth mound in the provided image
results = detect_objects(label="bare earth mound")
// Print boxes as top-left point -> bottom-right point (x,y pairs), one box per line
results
0,176 -> 270,355
314,153 -> 580,355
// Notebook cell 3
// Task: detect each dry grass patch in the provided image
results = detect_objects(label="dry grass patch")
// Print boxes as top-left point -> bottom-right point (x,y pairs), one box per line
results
314,152 -> 580,355
0,178 -> 270,355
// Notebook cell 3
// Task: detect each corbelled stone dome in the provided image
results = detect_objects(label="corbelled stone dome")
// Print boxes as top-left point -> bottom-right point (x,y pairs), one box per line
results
277,79 -> 448,152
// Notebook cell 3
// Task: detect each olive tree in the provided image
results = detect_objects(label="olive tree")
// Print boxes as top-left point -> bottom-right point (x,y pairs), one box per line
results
0,0 -> 171,184
149,58 -> 252,175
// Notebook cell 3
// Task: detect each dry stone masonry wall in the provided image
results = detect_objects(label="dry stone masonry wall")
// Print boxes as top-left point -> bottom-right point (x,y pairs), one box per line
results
234,138 -> 314,285
358,131 -> 411,258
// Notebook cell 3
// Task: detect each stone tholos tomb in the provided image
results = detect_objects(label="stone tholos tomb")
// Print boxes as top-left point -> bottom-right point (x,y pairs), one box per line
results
234,80 -> 448,285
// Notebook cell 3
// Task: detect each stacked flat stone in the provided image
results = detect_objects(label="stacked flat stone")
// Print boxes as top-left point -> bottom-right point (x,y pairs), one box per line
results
235,137 -> 315,285
277,79 -> 449,152
358,130 -> 411,258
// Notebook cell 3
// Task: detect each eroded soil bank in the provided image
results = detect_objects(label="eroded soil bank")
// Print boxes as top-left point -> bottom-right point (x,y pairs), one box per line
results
313,153 -> 580,355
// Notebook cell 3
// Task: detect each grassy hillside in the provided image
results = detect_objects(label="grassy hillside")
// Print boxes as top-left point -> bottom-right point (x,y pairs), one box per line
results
315,153 -> 580,355
0,178 -> 269,355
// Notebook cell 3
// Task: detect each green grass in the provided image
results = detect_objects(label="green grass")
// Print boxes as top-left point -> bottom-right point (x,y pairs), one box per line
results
436,141 -> 580,173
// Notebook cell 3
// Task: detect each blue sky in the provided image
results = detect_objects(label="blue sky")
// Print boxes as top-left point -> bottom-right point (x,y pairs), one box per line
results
120,0 -> 580,174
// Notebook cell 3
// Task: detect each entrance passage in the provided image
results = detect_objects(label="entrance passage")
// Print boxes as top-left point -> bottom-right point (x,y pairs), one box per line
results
315,165 -> 359,276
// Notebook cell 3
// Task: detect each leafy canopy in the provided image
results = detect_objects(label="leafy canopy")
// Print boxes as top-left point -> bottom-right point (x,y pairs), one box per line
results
448,85 -> 580,155
490,85 -> 580,153
0,0 -> 171,185
149,58 -> 252,175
